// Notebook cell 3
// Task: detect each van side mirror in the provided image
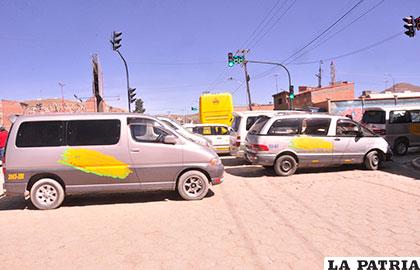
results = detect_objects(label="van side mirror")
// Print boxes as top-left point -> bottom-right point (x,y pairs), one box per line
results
163,135 -> 177,144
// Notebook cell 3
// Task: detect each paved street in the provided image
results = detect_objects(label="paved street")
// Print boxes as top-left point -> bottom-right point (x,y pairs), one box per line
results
0,153 -> 419,269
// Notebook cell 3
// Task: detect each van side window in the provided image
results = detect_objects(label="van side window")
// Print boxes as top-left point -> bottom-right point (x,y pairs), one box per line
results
390,110 -> 410,124
336,120 -> 359,137
301,118 -> 330,136
130,124 -> 169,143
410,110 -> 420,123
245,116 -> 259,131
267,118 -> 300,135
16,121 -> 65,147
68,120 -> 120,146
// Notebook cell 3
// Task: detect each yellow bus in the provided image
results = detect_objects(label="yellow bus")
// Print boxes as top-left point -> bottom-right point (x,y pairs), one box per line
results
199,92 -> 233,126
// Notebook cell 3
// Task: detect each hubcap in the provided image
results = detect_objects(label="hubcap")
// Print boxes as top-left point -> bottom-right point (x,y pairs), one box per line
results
183,176 -> 204,198
281,160 -> 292,172
397,143 -> 407,154
372,155 -> 379,166
35,184 -> 58,206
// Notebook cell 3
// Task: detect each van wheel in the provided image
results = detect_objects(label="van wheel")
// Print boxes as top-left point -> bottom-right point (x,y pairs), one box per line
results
30,178 -> 65,210
364,151 -> 381,170
274,155 -> 297,176
177,171 -> 209,200
393,140 -> 408,156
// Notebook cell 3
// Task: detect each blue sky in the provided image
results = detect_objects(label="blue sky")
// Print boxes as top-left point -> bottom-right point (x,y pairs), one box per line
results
0,0 -> 419,114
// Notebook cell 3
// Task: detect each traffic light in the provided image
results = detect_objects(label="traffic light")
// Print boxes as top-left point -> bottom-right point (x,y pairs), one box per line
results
111,31 -> 122,50
128,88 -> 136,103
228,53 -> 234,67
416,16 -> 420,30
403,16 -> 415,37
289,85 -> 295,100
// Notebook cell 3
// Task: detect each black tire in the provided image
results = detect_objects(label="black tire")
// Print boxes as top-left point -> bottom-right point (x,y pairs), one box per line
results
393,140 -> 408,156
30,178 -> 65,210
364,151 -> 381,170
177,170 -> 210,200
274,155 -> 298,176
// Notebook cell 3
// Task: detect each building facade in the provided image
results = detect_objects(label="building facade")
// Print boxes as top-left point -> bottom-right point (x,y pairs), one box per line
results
273,81 -> 355,111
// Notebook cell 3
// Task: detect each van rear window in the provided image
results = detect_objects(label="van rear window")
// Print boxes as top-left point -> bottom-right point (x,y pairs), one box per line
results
248,116 -> 270,135
362,111 -> 385,124
16,121 -> 65,147
68,120 -> 121,146
231,116 -> 241,132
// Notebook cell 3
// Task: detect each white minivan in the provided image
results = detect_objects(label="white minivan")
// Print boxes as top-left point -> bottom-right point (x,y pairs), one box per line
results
184,124 -> 234,154
362,107 -> 420,155
230,110 -> 304,158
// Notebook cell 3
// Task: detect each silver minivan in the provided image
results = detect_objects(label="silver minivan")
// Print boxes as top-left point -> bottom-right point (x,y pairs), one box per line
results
246,114 -> 392,176
362,107 -> 420,155
3,113 -> 224,209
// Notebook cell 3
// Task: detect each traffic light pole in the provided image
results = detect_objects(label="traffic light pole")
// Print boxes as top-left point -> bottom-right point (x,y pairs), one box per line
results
246,60 -> 293,110
243,61 -> 253,111
116,50 -> 132,112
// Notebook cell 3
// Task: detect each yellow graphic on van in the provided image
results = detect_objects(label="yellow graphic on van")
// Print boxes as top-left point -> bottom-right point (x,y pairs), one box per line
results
409,123 -> 420,136
59,148 -> 133,179
290,137 -> 333,152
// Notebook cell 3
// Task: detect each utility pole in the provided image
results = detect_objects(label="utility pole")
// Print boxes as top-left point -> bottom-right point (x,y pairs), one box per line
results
315,60 -> 323,88
237,49 -> 252,111
330,61 -> 336,85
58,82 -> 65,110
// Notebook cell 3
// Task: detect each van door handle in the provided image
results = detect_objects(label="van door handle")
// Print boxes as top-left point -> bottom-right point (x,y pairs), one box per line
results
334,138 -> 340,141
130,148 -> 140,153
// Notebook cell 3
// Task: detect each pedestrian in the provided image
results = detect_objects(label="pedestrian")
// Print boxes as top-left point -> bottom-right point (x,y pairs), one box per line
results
0,126 -> 8,162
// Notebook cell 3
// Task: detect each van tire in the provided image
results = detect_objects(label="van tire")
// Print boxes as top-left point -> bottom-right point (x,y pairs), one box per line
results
364,151 -> 381,170
393,140 -> 408,156
274,155 -> 298,176
30,178 -> 65,210
177,170 -> 209,200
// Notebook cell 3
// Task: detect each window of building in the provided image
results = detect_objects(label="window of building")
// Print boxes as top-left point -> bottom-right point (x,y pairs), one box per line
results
16,121 -> 65,147
267,118 -> 300,135
68,120 -> 120,146
301,118 -> 330,136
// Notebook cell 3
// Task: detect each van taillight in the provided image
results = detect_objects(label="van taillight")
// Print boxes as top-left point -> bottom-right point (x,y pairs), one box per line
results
235,135 -> 241,147
251,144 -> 269,151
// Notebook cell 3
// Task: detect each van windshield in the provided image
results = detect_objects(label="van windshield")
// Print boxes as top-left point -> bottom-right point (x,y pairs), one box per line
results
248,116 -> 270,135
362,110 -> 385,124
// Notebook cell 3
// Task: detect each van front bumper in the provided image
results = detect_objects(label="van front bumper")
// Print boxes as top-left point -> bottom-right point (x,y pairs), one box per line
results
3,182 -> 27,197
245,151 -> 276,166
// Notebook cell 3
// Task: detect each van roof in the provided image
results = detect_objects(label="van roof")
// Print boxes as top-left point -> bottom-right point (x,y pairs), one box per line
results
232,110 -> 306,116
10,113 -> 156,123
364,106 -> 420,112
270,113 -> 344,120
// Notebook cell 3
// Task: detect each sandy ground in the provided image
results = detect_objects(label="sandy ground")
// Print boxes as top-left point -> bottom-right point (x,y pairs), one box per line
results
0,153 -> 419,269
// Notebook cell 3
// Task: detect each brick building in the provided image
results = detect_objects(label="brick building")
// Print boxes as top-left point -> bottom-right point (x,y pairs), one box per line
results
0,98 -> 125,129
273,81 -> 355,111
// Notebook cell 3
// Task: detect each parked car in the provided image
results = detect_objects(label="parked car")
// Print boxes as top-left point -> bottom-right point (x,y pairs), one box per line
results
157,117 -> 212,148
3,113 -> 224,210
230,110 -> 305,158
245,114 -> 392,176
184,123 -> 234,154
362,106 -> 420,155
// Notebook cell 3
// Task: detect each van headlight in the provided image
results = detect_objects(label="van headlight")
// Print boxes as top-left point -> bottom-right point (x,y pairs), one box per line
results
209,158 -> 221,166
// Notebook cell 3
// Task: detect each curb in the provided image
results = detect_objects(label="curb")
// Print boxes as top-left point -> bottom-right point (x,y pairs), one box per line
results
412,157 -> 420,170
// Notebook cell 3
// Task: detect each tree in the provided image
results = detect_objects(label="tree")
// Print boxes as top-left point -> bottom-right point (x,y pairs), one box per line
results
133,98 -> 146,113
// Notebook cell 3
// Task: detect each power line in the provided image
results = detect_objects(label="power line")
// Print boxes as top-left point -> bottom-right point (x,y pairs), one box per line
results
287,0 -> 385,64
246,0 -> 296,49
127,60 -> 223,66
281,0 -> 365,64
293,31 -> 402,65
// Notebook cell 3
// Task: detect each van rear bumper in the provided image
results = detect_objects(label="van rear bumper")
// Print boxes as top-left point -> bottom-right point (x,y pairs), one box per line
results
246,151 -> 276,166
3,182 -> 27,196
